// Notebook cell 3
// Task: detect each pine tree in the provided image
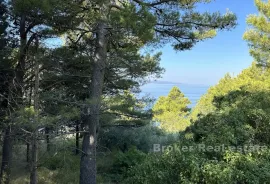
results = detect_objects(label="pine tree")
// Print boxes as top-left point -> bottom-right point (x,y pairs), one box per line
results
76,1 -> 237,183
0,1 -> 83,183
0,0 -> 8,50
152,86 -> 191,132
243,0 -> 270,67
0,1 -> 13,183
0,1 -> 238,183
39,43 -> 161,159
0,0 -> 10,118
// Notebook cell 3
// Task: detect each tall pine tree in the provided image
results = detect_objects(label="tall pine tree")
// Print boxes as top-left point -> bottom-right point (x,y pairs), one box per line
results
153,86 -> 191,132
0,1 -> 14,183
244,0 -> 270,67
75,1 -> 237,183
0,1 -> 83,183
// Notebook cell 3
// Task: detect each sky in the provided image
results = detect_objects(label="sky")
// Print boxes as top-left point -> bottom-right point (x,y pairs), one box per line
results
153,0 -> 258,86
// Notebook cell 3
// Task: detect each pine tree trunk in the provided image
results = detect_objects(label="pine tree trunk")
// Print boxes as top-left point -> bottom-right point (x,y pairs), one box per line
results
0,127 -> 12,184
76,121 -> 80,155
0,14 -> 27,184
80,21 -> 107,184
45,128 -> 50,152
26,142 -> 30,162
27,83 -> 32,162
30,37 -> 39,184
30,133 -> 37,184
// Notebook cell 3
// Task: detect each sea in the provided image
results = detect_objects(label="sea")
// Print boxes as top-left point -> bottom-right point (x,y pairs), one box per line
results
140,82 -> 210,108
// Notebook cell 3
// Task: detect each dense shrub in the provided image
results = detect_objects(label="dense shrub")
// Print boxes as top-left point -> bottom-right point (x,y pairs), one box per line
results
98,125 -> 178,152
123,146 -> 270,184
123,88 -> 270,183
106,147 -> 146,182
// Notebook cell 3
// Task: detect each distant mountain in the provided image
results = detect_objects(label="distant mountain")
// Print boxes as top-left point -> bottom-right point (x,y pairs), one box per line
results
149,80 -> 183,85
148,81 -> 210,87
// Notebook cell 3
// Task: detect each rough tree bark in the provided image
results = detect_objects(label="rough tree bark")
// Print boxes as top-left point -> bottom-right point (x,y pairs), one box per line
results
80,21 -> 108,184
26,142 -> 30,162
0,14 -> 28,184
0,128 -> 11,184
29,134 -> 37,184
30,36 -> 39,184
45,127 -> 50,152
76,120 -> 80,155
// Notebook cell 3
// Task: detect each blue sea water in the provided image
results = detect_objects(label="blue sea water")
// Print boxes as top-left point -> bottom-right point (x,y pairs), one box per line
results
140,82 -> 210,108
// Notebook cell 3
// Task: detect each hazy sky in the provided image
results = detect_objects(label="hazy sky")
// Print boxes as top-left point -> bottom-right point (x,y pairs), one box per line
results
154,0 -> 258,85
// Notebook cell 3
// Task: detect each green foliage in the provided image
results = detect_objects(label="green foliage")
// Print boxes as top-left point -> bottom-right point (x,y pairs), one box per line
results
98,125 -> 178,153
109,147 -> 146,183
124,148 -> 270,184
243,0 -> 270,66
0,1 -> 8,50
70,0 -> 237,53
9,138 -> 82,184
190,91 -> 270,147
43,154 -> 80,184
123,63 -> 270,184
11,0 -> 82,35
124,91 -> 270,183
0,0 -> 238,183
122,143 -> 204,184
153,86 -> 191,132
0,0 -> 14,126
110,3 -> 156,44
151,2 -> 237,50
191,63 -> 270,120
102,91 -> 155,127
11,150 -> 80,184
